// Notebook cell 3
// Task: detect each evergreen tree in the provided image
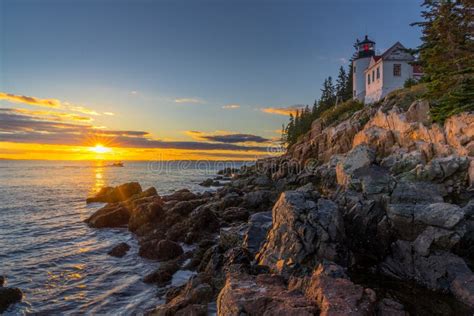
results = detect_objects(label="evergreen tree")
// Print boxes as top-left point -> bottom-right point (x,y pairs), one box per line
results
343,63 -> 354,101
413,0 -> 474,122
336,66 -> 347,100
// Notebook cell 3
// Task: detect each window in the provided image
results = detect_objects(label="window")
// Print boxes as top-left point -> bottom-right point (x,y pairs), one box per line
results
377,67 -> 380,79
393,64 -> 401,76
354,66 -> 356,73
354,90 -> 356,97
368,74 -> 371,84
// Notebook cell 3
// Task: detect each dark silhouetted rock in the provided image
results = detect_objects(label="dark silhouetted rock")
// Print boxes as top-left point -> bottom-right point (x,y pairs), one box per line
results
0,286 -> 22,313
143,260 -> 180,285
142,239 -> 183,261
242,211 -> 272,255
217,272 -> 317,315
85,204 -> 130,228
107,242 -> 130,257
86,182 -> 142,203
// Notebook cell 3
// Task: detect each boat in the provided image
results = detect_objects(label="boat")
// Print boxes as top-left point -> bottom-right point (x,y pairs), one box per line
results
109,162 -> 124,167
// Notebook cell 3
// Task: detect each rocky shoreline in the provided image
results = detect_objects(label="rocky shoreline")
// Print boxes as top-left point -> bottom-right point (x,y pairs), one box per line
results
81,95 -> 473,315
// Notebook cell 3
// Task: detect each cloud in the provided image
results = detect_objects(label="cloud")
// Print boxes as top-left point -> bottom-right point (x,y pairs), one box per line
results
174,97 -> 204,104
222,104 -> 240,109
103,112 -> 115,116
185,131 -> 270,144
261,104 -> 305,116
5,108 -> 93,122
200,133 -> 270,144
0,92 -> 61,108
0,109 -> 267,152
0,91 -> 102,116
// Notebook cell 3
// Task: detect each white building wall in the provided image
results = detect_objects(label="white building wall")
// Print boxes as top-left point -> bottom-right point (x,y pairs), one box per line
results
364,63 -> 383,103
352,57 -> 371,102
365,60 -> 414,104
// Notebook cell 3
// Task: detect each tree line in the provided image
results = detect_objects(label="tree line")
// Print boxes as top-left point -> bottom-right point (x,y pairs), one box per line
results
281,65 -> 353,147
413,0 -> 473,123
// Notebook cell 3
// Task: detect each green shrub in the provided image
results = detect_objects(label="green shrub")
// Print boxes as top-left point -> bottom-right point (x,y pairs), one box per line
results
319,99 -> 364,126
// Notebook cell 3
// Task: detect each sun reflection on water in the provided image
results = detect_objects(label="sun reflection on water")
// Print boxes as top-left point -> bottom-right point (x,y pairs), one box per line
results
93,162 -> 105,194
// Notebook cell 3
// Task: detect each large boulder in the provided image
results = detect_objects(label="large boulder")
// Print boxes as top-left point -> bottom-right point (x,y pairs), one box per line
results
336,145 -> 376,187
143,260 -> 180,285
140,239 -> 183,261
257,191 -> 347,275
0,285 -> 22,313
107,242 -> 130,257
300,262 -> 376,315
217,272 -> 316,316
242,211 -> 272,255
86,182 -> 143,203
85,203 -> 130,228
162,189 -> 197,202
128,199 -> 164,232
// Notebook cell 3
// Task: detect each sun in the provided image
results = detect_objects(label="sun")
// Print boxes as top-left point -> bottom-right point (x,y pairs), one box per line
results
89,144 -> 111,154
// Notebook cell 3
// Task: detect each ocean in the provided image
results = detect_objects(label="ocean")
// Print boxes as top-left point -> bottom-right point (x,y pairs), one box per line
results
0,160 -> 247,315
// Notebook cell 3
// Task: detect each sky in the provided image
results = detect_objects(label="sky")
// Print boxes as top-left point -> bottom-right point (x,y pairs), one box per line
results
0,0 -> 423,160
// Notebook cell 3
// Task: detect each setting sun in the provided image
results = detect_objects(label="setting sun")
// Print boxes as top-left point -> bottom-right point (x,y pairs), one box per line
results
89,144 -> 111,154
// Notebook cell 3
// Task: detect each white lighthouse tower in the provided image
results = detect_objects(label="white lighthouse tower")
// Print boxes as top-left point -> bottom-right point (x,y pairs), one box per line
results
352,35 -> 376,102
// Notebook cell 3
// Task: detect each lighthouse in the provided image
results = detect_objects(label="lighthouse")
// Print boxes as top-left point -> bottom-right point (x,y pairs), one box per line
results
352,35 -> 375,102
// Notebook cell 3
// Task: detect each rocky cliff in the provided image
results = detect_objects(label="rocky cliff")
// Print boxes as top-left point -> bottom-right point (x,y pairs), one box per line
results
85,89 -> 474,315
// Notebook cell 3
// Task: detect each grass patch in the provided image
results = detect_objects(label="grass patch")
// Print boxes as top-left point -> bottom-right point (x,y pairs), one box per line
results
319,99 -> 364,126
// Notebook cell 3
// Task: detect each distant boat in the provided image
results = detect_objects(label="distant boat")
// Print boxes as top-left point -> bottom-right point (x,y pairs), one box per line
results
109,162 -> 124,167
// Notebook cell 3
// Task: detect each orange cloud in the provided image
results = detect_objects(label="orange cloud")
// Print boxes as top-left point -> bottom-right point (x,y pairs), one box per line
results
0,91 -> 102,116
0,92 -> 61,108
261,105 -> 305,116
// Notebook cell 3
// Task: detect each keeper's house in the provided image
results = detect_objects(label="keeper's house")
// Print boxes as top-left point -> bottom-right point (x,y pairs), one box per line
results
352,35 -> 423,104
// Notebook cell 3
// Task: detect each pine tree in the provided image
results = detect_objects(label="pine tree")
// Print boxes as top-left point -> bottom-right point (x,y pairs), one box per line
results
336,66 -> 347,100
343,63 -> 354,101
413,0 -> 474,122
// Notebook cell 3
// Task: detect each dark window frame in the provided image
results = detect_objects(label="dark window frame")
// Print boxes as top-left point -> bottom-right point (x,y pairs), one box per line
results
393,64 -> 401,76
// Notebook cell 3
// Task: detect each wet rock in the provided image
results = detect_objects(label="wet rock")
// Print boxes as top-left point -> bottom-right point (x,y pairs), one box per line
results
162,189 -> 197,202
241,190 -> 277,212
219,224 -> 247,250
217,167 -> 239,177
175,304 -> 207,316
257,191 -> 347,275
242,211 -> 272,255
217,272 -> 317,315
107,242 -> 130,257
169,199 -> 209,217
253,175 -> 272,187
141,239 -> 183,261
302,262 -> 376,315
128,200 -> 164,232
220,207 -> 249,223
189,207 -> 220,234
376,298 -> 408,316
150,273 -> 215,315
86,182 -> 142,203
380,240 -> 474,307
143,260 -> 180,285
0,286 -> 22,313
199,178 -> 221,187
85,204 -> 130,228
